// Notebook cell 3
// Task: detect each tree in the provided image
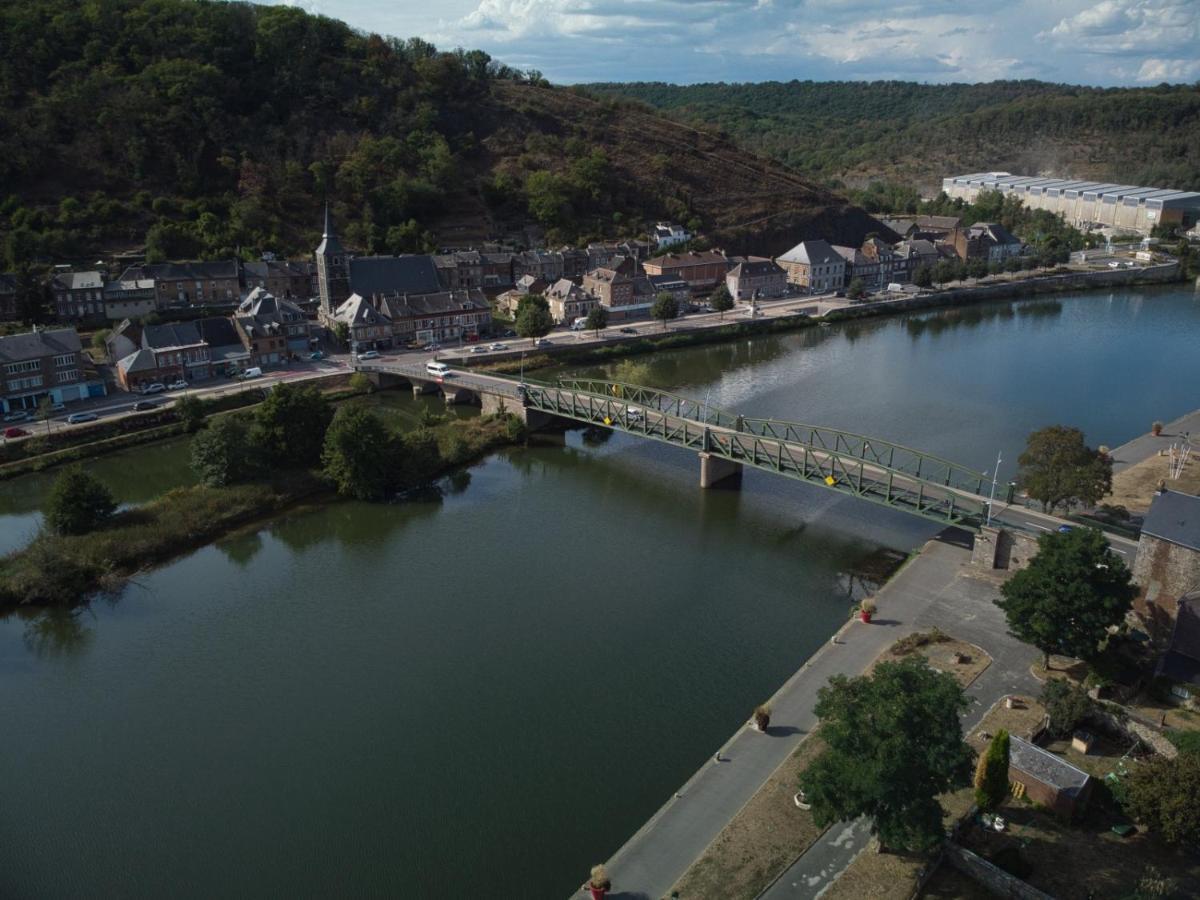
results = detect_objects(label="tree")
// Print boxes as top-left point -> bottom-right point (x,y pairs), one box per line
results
397,427 -> 443,486
37,395 -> 54,439
798,656 -> 973,852
348,372 -> 374,394
174,394 -> 206,433
251,382 -> 332,468
190,416 -> 262,487
710,284 -> 734,319
585,304 -> 608,336
332,321 -> 350,346
321,405 -> 396,501
515,294 -> 554,338
846,277 -> 866,300
997,528 -> 1136,669
1124,752 -> 1200,845
651,292 -> 679,330
91,328 -> 111,357
973,729 -> 1010,812
1040,678 -> 1093,737
44,466 -> 117,536
1018,425 -> 1112,513
912,265 -> 933,288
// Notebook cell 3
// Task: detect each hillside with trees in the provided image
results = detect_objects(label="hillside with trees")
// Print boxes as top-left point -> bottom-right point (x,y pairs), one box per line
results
581,80 -> 1200,197
0,0 -> 888,269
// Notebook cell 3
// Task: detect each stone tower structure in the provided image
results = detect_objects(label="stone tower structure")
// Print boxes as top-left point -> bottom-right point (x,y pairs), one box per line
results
315,202 -> 350,319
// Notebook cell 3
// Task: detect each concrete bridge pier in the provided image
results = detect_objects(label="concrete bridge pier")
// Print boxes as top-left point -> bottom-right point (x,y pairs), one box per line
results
411,379 -> 437,397
699,452 -> 743,489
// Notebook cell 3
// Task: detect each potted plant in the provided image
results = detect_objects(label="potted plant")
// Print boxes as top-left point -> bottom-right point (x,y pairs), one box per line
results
752,703 -> 771,732
583,864 -> 611,900
859,599 -> 876,623
1152,421 -> 1164,436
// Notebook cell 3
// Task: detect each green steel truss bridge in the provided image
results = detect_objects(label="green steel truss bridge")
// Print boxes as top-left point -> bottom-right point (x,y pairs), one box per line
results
359,362 -> 994,529
521,377 -> 991,528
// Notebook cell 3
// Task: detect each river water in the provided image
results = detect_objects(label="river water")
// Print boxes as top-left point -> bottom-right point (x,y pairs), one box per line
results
1,285 -> 1197,898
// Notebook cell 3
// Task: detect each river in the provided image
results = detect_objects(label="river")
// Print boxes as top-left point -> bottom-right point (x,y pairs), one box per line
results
1,285 -> 1197,898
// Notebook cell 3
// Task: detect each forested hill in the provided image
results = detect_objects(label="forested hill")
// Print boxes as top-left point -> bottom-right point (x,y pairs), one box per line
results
0,0 -> 888,268
581,80 -> 1200,196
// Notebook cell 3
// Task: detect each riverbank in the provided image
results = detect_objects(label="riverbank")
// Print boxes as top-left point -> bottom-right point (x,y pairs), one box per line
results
0,412 -> 519,609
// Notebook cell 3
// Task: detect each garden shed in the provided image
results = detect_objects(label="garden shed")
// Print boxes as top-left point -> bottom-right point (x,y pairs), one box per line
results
1008,736 -> 1093,820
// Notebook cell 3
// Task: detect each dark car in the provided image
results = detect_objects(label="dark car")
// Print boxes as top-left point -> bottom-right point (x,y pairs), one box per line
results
133,400 -> 160,412
3,426 -> 29,438
503,330 -> 516,338
619,327 -> 637,334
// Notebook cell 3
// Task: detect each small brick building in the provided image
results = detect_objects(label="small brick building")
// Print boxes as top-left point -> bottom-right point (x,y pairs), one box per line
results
1008,736 -> 1093,820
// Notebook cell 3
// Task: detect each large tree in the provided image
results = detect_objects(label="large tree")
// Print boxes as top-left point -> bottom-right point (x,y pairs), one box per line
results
651,292 -> 679,330
44,467 -> 116,536
190,416 -> 262,487
585,304 -> 608,336
709,284 -> 734,319
321,405 -> 395,500
515,294 -> 554,338
252,382 -> 332,468
1017,425 -> 1112,513
1123,752 -> 1200,845
799,656 -> 973,852
996,527 -> 1136,669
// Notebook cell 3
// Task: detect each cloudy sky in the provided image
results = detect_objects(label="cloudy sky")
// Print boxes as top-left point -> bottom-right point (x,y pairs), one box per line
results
280,0 -> 1200,86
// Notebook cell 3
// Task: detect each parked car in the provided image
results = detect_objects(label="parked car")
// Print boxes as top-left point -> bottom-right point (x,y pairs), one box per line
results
1057,524 -> 1074,534
132,400 -> 160,411
308,351 -> 325,361
422,343 -> 441,352
619,327 -> 637,334
503,330 -> 517,338
67,412 -> 98,424
534,338 -> 552,347
470,346 -> 488,354
142,382 -> 166,394
167,379 -> 188,391
3,411 -> 30,423
3,426 -> 30,438
50,402 -> 65,413
356,350 -> 381,360
488,342 -> 508,351
240,367 -> 263,380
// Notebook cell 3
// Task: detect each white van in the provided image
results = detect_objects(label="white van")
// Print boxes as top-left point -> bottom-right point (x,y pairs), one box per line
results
240,367 -> 263,380
570,317 -> 589,331
426,361 -> 451,378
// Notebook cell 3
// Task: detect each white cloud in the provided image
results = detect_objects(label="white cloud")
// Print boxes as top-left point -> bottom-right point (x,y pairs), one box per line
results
1042,0 -> 1199,56
1137,57 -> 1200,82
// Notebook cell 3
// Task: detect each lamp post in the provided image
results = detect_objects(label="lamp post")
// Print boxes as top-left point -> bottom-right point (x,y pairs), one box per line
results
985,450 -> 1002,527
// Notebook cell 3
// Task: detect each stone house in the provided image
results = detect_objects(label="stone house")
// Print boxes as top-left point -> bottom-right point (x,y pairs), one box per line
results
482,252 -> 515,288
234,288 -> 314,364
1008,736 -> 1093,820
776,240 -> 845,292
861,238 -> 901,286
119,260 -> 241,309
50,270 -> 106,324
334,289 -> 491,350
832,246 -> 882,290
642,250 -> 729,292
495,275 -> 549,317
653,222 -> 691,249
1156,593 -> 1200,699
242,259 -> 317,300
330,294 -> 392,351
892,239 -> 940,281
102,278 -> 156,321
140,322 -> 212,382
647,273 -> 691,307
513,249 -> 563,283
582,267 -> 635,317
544,278 -> 596,324
559,248 -> 589,281
951,222 -> 1022,264
1,327 -> 104,413
726,257 -> 787,302
1133,490 -> 1200,638
196,316 -> 252,376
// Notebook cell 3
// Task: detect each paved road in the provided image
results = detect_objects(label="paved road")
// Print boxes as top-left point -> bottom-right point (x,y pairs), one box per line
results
582,539 -> 973,900
1106,407 -> 1200,475
760,554 -> 1041,899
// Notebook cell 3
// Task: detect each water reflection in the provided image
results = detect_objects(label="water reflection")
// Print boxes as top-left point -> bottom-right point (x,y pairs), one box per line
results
19,605 -> 95,659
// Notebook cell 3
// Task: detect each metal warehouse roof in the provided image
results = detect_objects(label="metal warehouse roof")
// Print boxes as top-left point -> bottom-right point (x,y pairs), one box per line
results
947,173 -> 1199,206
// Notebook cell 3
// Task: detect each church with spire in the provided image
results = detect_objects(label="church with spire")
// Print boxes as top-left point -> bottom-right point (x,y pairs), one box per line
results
315,202 -> 351,322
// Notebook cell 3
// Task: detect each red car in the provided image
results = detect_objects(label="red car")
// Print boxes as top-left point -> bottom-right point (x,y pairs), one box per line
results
4,426 -> 30,438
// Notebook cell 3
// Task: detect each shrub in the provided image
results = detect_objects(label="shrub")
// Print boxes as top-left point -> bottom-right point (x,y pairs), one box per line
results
1040,678 -> 1093,737
190,416 -> 262,487
974,729 -> 1010,812
44,466 -> 116,535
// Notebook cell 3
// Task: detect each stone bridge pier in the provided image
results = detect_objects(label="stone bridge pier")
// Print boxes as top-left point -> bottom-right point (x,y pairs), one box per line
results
481,391 -> 561,431
699,451 -> 743,489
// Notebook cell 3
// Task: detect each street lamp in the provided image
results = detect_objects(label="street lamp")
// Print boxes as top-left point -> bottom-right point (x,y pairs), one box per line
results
985,451 -> 1002,527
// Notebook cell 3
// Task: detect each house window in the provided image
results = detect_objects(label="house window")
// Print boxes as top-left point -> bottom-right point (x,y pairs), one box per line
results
57,370 -> 78,383
54,354 -> 75,367
5,360 -> 40,375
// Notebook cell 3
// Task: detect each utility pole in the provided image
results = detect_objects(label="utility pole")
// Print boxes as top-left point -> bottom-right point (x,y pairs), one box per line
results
986,451 -> 1002,527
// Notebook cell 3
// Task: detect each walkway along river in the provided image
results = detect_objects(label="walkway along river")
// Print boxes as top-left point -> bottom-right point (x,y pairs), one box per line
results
0,285 -> 1198,898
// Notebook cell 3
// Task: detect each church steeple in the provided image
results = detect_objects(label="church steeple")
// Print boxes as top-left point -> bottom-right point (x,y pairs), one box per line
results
315,202 -> 350,318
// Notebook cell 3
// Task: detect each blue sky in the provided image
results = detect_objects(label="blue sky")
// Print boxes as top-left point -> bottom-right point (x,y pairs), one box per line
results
277,0 -> 1200,86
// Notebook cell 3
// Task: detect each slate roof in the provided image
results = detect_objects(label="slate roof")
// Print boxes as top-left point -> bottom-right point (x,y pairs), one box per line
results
382,289 -> 490,318
334,294 -> 389,328
142,322 -> 205,350
117,348 -> 159,375
121,260 -> 239,282
51,271 -> 104,291
237,287 -> 306,323
1141,490 -> 1200,552
544,278 -> 586,301
644,250 -> 727,269
1159,594 -> 1200,685
728,258 -> 784,279
777,240 -> 843,267
1009,736 -> 1091,795
348,255 -> 441,297
315,203 -> 344,257
194,316 -> 242,349
648,273 -> 690,291
0,327 -> 82,363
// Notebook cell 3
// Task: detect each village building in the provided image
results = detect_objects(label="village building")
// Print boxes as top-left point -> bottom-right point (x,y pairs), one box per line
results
234,288 -> 315,363
832,246 -> 882,290
861,237 -> 900,286
1,327 -> 105,414
332,290 -> 491,351
495,275 -> 549,317
776,240 -> 845,292
195,316 -> 252,376
102,278 -> 156,321
642,250 -> 729,292
653,222 -> 691,249
543,278 -> 596,324
242,259 -> 317,300
647,273 -> 691,307
119,259 -> 241,309
892,239 -> 941,281
1008,736 -> 1093,820
50,270 -> 106,324
1133,490 -> 1200,638
951,222 -> 1023,263
1156,592 -> 1200,700
582,267 -> 636,318
725,257 -> 787,302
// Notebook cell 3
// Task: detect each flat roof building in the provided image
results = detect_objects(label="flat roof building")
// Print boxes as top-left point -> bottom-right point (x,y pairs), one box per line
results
942,172 -> 1200,235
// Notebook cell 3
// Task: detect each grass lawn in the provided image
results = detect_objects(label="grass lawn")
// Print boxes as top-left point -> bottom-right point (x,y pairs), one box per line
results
1106,449 -> 1200,514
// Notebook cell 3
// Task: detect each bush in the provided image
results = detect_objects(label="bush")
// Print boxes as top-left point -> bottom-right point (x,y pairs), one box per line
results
44,466 -> 116,536
1040,678 -> 1093,737
190,416 -> 262,487
321,405 -> 396,500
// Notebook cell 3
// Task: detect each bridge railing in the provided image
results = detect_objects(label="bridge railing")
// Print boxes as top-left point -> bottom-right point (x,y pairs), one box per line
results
553,379 -> 738,430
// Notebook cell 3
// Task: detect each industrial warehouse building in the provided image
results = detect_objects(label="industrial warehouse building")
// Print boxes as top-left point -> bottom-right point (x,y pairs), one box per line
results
942,172 -> 1200,235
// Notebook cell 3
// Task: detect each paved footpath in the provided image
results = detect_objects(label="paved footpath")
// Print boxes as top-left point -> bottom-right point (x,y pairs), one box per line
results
591,538 -> 979,900
1107,406 -> 1200,475
761,549 -> 1040,899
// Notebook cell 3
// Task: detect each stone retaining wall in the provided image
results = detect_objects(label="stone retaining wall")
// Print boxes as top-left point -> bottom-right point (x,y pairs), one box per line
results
943,841 -> 1056,900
